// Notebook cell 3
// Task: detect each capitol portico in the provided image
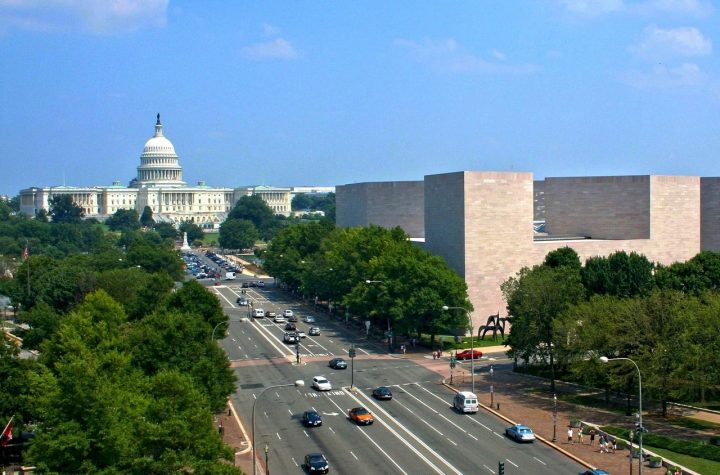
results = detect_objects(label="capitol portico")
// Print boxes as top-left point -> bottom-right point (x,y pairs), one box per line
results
19,115 -> 313,225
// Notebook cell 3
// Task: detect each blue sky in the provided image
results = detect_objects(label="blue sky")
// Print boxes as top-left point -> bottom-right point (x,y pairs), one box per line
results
1,0 -> 719,196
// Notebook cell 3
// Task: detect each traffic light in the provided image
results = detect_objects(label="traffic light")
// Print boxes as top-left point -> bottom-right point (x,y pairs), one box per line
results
349,348 -> 356,358
498,462 -> 504,475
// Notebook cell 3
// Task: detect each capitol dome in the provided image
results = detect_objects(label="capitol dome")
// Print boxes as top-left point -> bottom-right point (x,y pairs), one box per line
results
132,114 -> 186,188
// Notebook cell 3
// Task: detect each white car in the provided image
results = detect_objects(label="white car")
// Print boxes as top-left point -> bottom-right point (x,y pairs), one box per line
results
304,315 -> 316,323
296,330 -> 306,338
274,315 -> 286,323
283,332 -> 298,344
284,309 -> 294,318
312,376 -> 332,391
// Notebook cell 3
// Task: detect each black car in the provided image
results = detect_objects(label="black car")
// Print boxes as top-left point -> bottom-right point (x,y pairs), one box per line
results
288,315 -> 298,322
285,322 -> 297,331
304,453 -> 329,474
302,410 -> 322,427
241,282 -> 250,288
372,386 -> 393,400
329,358 -> 347,369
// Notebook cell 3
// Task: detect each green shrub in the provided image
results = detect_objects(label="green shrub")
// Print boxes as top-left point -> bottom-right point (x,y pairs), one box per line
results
602,426 -> 720,462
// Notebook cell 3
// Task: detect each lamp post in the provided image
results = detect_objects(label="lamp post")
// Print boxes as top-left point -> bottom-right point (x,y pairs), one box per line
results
264,444 -> 269,475
212,320 -> 239,340
365,280 -> 392,353
490,365 -> 494,407
600,356 -> 643,475
252,380 -> 305,475
442,305 -> 475,394
552,393 -> 558,442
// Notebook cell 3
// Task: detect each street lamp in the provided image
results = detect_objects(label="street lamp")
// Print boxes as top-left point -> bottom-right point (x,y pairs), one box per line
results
365,280 -> 392,353
552,393 -> 558,442
211,320 -> 239,340
252,380 -> 305,475
489,365 -> 494,407
264,444 -> 269,475
600,356 -> 643,475
442,305 -> 475,394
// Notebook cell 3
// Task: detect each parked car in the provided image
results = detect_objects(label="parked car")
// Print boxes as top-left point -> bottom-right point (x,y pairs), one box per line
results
372,386 -> 393,400
308,326 -> 321,336
312,376 -> 332,391
349,407 -> 374,425
579,470 -> 610,475
256,281 -> 265,287
329,358 -> 347,369
304,315 -> 316,323
304,453 -> 329,474
455,349 -> 483,360
302,410 -> 322,427
505,424 -> 536,442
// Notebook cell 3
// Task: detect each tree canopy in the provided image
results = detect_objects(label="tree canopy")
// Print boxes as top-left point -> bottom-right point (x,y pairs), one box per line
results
49,195 -> 85,224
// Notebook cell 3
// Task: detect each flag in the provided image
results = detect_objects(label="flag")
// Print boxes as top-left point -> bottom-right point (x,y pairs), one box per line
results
22,245 -> 29,259
1,417 -> 13,447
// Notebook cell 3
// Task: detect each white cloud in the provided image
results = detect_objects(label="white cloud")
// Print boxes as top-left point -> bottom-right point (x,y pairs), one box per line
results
261,22 -> 280,37
629,26 -> 712,59
558,0 -> 712,16
491,49 -> 507,61
240,38 -> 298,61
0,0 -> 168,35
621,62 -> 707,88
394,38 -> 537,74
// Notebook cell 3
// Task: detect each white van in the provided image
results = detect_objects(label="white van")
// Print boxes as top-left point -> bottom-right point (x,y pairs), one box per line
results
253,308 -> 265,318
453,391 -> 479,413
225,272 -> 236,280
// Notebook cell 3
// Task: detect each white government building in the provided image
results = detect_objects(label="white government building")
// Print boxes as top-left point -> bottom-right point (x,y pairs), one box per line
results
19,115 -> 333,226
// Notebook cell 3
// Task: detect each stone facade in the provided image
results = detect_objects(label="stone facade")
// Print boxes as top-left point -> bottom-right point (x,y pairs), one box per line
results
338,172 -> 709,329
336,181 -> 425,238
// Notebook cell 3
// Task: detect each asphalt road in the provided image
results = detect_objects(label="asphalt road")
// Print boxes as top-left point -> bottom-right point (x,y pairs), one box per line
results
204,271 -> 585,474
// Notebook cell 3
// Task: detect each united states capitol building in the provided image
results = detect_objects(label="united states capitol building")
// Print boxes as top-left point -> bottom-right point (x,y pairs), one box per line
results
19,115 -> 333,226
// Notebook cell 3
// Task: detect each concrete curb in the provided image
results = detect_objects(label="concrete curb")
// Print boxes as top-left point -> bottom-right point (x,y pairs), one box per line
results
228,399 -> 252,456
440,379 -> 597,471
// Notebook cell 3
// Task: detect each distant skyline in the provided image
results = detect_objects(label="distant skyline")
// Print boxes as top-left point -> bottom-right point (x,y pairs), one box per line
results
1,0 -> 719,196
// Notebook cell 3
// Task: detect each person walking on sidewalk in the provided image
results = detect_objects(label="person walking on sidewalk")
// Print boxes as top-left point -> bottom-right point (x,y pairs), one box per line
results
589,428 -> 596,446
577,427 -> 584,444
567,427 -> 574,444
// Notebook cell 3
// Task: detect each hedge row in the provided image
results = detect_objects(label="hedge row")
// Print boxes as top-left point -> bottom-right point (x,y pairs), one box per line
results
601,426 -> 720,462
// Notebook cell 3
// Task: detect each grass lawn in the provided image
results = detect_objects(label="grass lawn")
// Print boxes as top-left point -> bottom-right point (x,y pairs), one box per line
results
201,232 -> 219,245
670,417 -> 720,432
646,445 -> 720,474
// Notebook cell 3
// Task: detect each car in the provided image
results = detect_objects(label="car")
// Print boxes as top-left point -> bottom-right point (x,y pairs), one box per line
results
304,453 -> 329,474
288,314 -> 298,322
312,376 -> 332,391
284,332 -> 298,344
308,326 -> 321,336
349,407 -> 374,425
304,315 -> 316,323
256,281 -> 265,287
302,410 -> 322,427
455,349 -> 483,361
372,386 -> 393,400
253,308 -> 265,318
296,330 -> 306,338
267,311 -> 277,318
285,322 -> 297,331
236,297 -> 248,306
579,471 -> 610,475
284,309 -> 294,318
241,282 -> 250,288
274,315 -> 286,323
505,424 -> 536,442
329,358 -> 347,369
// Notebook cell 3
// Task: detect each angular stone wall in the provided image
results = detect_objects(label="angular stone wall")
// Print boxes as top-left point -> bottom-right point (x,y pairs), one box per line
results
701,177 -> 720,252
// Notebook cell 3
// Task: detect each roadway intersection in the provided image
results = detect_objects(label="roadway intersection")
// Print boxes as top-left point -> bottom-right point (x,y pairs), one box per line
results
210,280 -> 586,475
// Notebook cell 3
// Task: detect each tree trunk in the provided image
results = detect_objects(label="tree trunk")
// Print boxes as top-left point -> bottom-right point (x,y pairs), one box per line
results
550,351 -> 556,393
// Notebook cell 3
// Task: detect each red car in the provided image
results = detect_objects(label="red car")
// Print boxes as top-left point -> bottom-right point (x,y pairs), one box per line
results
455,349 -> 483,360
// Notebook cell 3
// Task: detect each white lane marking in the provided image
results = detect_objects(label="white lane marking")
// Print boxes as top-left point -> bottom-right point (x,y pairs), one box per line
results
249,318 -> 293,357
447,438 -> 457,446
358,347 -> 370,355
276,432 -> 281,440
252,394 -> 256,400
482,464 -> 495,473
291,457 -> 298,467
506,459 -> 518,468
275,392 -> 280,398
245,354 -> 249,359
214,289 -> 236,308
288,409 -> 292,415
350,451 -> 358,460
494,432 -> 504,439
438,413 -> 467,433
232,338 -> 236,342
533,457 -> 546,465
347,389 -> 462,475
238,346 -> 242,350
323,396 -> 410,475
263,411 -> 268,418
304,335 -> 332,354
394,388 -> 444,435
479,422 -> 492,431
468,433 -> 478,441
303,430 -> 309,438
328,427 -> 335,434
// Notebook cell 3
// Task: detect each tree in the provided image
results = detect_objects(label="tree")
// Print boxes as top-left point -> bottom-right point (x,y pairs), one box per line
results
140,206 -> 154,227
125,238 -> 183,280
228,195 -> 275,230
96,267 -> 174,320
218,219 -> 258,250
153,222 -> 178,240
291,193 -> 313,211
0,200 -> 12,221
179,221 -> 204,245
502,264 -> 585,392
35,208 -> 49,222
544,247 -> 581,270
582,251 -> 655,298
105,208 -> 140,232
49,195 -> 84,224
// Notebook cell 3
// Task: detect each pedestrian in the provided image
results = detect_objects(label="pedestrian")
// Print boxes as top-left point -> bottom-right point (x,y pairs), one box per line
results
432,350 -> 436,360
600,435 -> 607,453
611,438 -> 617,453
589,428 -> 596,446
401,344 -> 406,355
567,427 -> 573,444
578,426 -> 584,444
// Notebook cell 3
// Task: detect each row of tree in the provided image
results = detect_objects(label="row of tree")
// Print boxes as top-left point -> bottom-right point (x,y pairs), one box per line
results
503,247 -> 720,412
262,223 -> 472,342
290,192 -> 335,220
1,219 -> 239,472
